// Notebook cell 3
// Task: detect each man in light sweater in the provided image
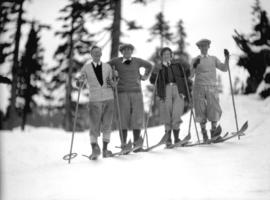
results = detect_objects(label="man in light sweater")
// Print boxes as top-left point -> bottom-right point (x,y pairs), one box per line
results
108,43 -> 152,151
191,39 -> 229,142
77,46 -> 116,160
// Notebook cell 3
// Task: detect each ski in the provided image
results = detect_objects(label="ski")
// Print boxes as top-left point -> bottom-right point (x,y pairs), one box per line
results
213,121 -> 248,143
142,132 -> 169,152
111,140 -> 133,156
183,121 -> 248,147
166,134 -> 191,149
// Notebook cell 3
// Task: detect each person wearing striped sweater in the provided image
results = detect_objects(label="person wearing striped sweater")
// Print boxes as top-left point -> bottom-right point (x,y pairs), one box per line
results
108,43 -> 152,151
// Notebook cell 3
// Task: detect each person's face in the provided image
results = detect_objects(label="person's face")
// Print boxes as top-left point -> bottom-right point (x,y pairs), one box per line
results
91,47 -> 102,61
162,50 -> 172,62
198,43 -> 210,55
121,48 -> 133,59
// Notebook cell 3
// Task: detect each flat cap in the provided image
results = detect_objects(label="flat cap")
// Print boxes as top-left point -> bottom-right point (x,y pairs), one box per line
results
119,43 -> 134,52
196,39 -> 211,47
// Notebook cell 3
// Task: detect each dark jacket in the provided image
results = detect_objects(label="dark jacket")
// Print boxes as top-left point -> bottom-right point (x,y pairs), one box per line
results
150,59 -> 191,101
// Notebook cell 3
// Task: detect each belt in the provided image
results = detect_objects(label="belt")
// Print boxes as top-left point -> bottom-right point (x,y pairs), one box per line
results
167,82 -> 176,86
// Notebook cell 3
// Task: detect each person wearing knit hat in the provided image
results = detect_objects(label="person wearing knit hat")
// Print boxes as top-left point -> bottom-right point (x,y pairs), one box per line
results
191,39 -> 229,142
108,43 -> 152,152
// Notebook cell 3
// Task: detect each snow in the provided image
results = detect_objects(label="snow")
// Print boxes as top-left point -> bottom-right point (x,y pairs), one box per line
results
1,94 -> 270,200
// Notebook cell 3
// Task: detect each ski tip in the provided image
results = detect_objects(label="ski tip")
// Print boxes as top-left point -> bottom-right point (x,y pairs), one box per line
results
241,121 -> 249,132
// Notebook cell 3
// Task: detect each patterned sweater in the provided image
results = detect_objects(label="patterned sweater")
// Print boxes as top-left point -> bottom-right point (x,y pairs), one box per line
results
108,57 -> 152,93
191,55 -> 228,86
81,61 -> 114,102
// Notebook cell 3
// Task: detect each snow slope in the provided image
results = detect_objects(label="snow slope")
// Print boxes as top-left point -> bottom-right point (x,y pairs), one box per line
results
1,94 -> 270,200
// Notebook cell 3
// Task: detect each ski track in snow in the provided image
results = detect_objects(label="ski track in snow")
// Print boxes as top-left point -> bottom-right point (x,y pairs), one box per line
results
1,94 -> 270,200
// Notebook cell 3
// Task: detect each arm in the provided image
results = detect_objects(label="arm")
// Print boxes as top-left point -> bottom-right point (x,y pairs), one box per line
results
215,53 -> 229,72
137,58 -> 153,80
179,61 -> 191,78
190,58 -> 199,78
106,64 -> 118,89
75,65 -> 87,87
149,64 -> 161,84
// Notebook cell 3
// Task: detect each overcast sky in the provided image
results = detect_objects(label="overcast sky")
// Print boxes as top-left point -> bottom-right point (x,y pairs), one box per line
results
1,0 -> 270,112
23,0 -> 270,62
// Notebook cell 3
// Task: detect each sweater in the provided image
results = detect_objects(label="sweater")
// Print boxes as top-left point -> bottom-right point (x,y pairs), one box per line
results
81,61 -> 114,102
108,57 -> 152,93
191,55 -> 228,86
150,60 -> 191,101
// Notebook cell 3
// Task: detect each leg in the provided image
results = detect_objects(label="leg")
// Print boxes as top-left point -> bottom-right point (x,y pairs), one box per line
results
89,101 -> 102,141
200,119 -> 209,142
171,85 -> 185,143
193,85 -> 208,141
100,100 -> 114,157
163,85 -> 174,146
118,92 -> 131,144
205,86 -> 222,123
130,92 -> 144,140
205,86 -> 222,139
88,102 -> 102,159
193,85 -> 207,123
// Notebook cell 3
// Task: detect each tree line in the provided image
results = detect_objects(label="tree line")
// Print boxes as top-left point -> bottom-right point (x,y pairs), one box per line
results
0,0 -> 269,131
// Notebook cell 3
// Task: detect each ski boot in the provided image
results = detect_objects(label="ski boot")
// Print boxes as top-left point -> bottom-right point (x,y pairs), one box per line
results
121,140 -> 133,155
210,126 -> 222,142
173,129 -> 181,144
133,136 -> 144,153
165,130 -> 172,148
201,129 -> 210,143
89,143 -> 101,160
102,141 -> 113,158
103,149 -> 113,158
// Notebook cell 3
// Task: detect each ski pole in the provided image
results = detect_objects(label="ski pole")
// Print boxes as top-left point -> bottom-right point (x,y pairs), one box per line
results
180,64 -> 200,143
188,110 -> 192,136
111,66 -> 125,145
143,71 -> 160,148
224,49 -> 240,139
63,79 -> 86,163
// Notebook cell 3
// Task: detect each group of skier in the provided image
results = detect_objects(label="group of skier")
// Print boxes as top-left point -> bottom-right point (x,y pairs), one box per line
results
76,39 -> 230,160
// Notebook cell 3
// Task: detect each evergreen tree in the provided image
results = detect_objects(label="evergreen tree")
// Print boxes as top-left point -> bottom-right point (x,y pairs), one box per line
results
83,0 -> 147,59
233,0 -> 270,97
174,19 -> 189,62
51,0 -> 94,131
148,12 -> 173,49
0,0 -> 13,65
5,0 -> 27,129
17,21 -> 49,130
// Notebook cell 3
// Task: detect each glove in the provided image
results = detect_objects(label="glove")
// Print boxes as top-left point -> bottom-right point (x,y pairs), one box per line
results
193,57 -> 200,69
76,74 -> 86,88
76,79 -> 84,88
107,77 -> 118,89
224,49 -> 230,58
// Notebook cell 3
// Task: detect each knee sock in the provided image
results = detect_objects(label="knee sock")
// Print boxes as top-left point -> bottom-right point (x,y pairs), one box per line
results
211,121 -> 217,131
120,129 -> 127,144
103,141 -> 108,151
133,129 -> 141,142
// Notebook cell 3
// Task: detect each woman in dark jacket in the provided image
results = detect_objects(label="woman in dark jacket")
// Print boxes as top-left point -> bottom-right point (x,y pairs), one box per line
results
150,47 -> 191,147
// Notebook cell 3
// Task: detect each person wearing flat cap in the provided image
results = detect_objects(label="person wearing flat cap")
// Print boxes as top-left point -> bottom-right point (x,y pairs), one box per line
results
191,39 -> 229,142
108,43 -> 152,151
